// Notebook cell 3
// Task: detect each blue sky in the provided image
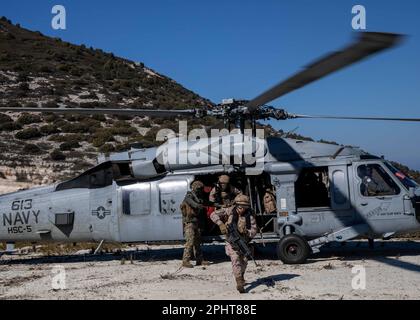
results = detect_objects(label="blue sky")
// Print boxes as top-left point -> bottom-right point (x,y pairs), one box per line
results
2,0 -> 420,169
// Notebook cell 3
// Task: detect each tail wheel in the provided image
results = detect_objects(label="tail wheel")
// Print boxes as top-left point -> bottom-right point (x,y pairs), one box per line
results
277,234 -> 311,264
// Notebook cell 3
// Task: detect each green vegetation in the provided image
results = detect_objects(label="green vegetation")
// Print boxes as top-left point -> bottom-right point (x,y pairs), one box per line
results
59,141 -> 81,151
50,149 -> 66,160
22,143 -> 41,154
17,113 -> 42,125
15,127 -> 41,140
40,124 -> 60,135
0,113 -> 12,124
0,121 -> 22,132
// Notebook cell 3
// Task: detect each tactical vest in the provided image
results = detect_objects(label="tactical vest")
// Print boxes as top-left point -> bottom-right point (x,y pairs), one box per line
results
231,207 -> 252,238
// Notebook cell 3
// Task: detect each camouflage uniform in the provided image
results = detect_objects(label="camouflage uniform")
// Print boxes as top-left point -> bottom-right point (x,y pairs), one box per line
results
263,188 -> 277,214
180,181 -> 206,267
362,176 -> 381,196
209,175 -> 242,207
210,195 -> 257,293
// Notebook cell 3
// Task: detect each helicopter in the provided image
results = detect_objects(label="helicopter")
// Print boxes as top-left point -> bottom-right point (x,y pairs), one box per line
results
0,31 -> 419,264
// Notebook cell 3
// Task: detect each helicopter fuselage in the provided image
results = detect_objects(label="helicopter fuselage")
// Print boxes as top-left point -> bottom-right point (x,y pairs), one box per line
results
1,137 -> 419,253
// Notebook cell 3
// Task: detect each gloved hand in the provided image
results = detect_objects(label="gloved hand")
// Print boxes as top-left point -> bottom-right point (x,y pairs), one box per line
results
219,223 -> 227,235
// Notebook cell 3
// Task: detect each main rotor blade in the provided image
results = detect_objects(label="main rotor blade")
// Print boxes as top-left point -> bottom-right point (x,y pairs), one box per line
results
291,114 -> 420,122
0,107 -> 198,118
245,32 -> 403,111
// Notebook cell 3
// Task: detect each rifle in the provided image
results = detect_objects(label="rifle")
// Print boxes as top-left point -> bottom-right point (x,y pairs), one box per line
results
226,222 -> 259,267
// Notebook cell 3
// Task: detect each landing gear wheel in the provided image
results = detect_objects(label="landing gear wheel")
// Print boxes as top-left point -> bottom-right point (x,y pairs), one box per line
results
277,234 -> 311,264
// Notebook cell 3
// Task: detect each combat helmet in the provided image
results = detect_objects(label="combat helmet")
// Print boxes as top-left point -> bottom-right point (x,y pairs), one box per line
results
234,194 -> 250,207
191,180 -> 204,191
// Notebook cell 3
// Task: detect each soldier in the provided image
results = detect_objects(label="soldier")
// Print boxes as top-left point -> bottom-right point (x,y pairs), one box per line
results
210,194 -> 257,293
263,187 -> 277,214
359,165 -> 382,196
209,174 -> 242,207
180,180 -> 209,268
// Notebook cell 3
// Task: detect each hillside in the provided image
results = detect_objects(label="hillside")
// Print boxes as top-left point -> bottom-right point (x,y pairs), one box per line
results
0,17 -> 215,185
0,16 -> 419,188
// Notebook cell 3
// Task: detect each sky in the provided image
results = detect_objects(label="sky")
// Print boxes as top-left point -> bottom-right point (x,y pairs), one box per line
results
1,0 -> 420,170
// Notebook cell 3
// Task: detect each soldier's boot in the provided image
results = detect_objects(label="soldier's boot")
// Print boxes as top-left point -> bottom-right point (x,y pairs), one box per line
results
235,276 -> 245,294
196,260 -> 210,266
182,260 -> 194,268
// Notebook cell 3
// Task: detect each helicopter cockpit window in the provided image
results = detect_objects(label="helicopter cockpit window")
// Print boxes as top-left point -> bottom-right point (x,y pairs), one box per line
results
55,162 -> 113,191
357,164 -> 400,197
384,162 -> 419,190
295,167 -> 330,208
89,167 -> 113,188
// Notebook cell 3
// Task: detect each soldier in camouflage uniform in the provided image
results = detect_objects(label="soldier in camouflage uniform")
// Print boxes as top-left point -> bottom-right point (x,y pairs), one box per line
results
359,165 -> 383,196
210,194 -> 257,293
209,175 -> 242,207
263,187 -> 277,214
180,180 -> 209,268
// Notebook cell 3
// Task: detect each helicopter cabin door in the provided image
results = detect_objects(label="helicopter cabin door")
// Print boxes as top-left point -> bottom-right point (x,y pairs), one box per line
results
117,176 -> 192,242
295,165 -> 354,237
352,161 -> 411,235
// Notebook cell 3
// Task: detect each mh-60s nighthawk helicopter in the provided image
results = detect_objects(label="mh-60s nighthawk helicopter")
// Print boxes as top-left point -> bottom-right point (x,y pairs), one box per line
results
0,32 -> 419,264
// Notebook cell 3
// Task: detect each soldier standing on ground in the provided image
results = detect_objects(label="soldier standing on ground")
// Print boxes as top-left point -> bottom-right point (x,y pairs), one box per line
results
210,194 -> 257,293
180,180 -> 209,268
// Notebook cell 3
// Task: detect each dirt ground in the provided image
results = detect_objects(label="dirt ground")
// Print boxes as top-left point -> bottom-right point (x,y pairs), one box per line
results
0,240 -> 419,300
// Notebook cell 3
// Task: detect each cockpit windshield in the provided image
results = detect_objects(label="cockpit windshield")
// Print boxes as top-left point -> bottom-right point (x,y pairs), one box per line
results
385,162 -> 419,190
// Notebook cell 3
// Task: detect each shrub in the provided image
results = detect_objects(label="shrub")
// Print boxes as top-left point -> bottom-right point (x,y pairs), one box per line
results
81,118 -> 102,130
64,113 -> 86,122
38,65 -> 53,73
136,119 -> 152,128
19,82 -> 29,91
24,102 -> 38,108
113,120 -> 131,128
5,101 -> 22,108
99,143 -> 115,153
42,101 -> 58,108
91,114 -> 106,122
50,149 -> 66,161
61,122 -> 90,133
59,141 -> 81,151
23,143 -> 41,154
40,124 -> 60,135
15,127 -> 41,140
17,113 -> 42,125
110,126 -> 138,136
44,114 -> 58,122
48,133 -> 86,143
57,64 -> 70,72
0,113 -> 12,124
0,122 -> 22,131
52,119 -> 68,127
91,129 -> 114,147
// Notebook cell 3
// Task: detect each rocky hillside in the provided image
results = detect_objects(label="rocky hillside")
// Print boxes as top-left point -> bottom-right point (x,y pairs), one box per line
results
0,17 -> 215,185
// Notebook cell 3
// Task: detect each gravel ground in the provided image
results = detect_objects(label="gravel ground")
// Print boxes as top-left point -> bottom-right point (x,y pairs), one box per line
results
0,240 -> 419,300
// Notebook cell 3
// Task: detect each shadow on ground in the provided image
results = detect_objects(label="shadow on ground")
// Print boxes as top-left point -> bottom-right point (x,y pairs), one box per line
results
246,273 -> 300,292
1,240 -> 420,269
